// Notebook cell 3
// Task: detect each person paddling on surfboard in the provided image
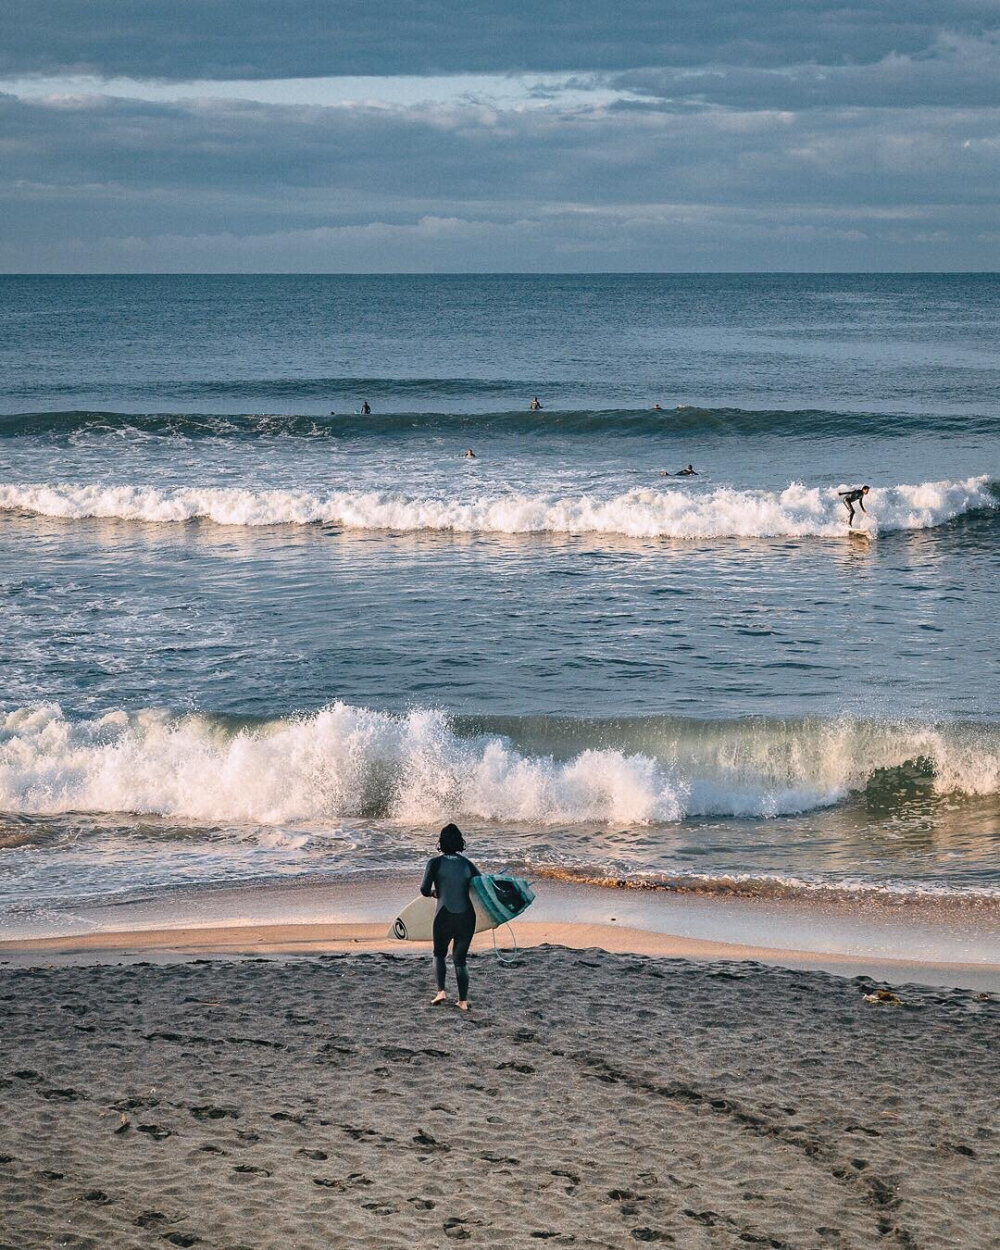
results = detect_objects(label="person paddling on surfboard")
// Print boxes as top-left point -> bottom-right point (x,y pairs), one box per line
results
420,824 -> 481,1012
839,484 -> 870,528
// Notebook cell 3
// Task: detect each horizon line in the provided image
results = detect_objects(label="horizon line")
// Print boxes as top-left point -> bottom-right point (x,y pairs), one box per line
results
3,270 -> 1000,279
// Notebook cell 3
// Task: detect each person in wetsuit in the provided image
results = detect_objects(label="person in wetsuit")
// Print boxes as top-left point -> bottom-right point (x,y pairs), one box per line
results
360,400 -> 371,415
839,484 -> 870,527
420,823 -> 481,1011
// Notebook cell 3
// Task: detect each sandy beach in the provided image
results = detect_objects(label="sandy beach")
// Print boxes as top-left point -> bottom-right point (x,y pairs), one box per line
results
1,943 -> 997,1250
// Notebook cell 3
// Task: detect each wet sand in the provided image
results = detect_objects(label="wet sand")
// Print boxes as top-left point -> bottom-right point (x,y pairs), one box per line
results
1,948 -> 998,1249
4,875 -> 999,991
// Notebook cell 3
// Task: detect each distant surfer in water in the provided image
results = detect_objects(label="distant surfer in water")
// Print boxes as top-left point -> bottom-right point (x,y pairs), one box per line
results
360,400 -> 371,415
529,396 -> 542,410
839,485 -> 870,528
420,824 -> 481,1011
662,464 -> 698,477
464,449 -> 476,458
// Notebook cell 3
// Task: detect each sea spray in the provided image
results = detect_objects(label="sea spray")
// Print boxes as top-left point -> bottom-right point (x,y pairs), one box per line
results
1,703 -> 997,826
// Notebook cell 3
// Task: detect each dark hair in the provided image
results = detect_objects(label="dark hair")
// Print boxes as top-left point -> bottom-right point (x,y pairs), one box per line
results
439,823 -> 465,854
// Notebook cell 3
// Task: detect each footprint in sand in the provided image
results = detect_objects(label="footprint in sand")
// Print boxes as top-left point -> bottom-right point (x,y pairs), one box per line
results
137,1124 -> 172,1140
133,1211 -> 167,1228
190,1104 -> 238,1121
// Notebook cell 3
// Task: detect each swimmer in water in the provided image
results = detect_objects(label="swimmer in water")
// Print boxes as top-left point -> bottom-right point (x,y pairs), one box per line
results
529,396 -> 542,411
464,449 -> 476,458
360,400 -> 371,415
653,403 -> 662,411
661,464 -> 699,477
838,484 -> 870,527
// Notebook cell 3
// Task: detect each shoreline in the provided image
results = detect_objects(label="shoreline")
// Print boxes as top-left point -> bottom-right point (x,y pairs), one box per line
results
3,875 -> 998,989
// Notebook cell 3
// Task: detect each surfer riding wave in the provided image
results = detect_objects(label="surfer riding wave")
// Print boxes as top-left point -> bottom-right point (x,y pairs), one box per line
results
839,484 -> 870,528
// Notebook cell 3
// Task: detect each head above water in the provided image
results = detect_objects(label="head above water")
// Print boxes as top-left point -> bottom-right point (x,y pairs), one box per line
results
439,823 -> 466,854
862,485 -> 870,494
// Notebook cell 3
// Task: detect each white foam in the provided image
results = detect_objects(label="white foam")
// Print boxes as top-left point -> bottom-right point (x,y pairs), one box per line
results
0,477 -> 991,537
0,703 -> 996,827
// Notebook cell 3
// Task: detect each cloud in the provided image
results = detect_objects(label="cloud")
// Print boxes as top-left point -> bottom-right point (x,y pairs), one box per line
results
3,91 -> 999,208
612,32 -> 1000,111
5,203 -> 994,274
2,0 -> 998,80
2,88 -> 999,270
3,3 -> 1000,270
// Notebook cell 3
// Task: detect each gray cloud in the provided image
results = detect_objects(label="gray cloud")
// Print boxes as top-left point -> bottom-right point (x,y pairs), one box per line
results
612,33 -> 1000,111
3,3 -> 1000,270
3,92 -> 998,206
2,0 -> 998,80
5,204 -> 995,275
3,90 -> 999,270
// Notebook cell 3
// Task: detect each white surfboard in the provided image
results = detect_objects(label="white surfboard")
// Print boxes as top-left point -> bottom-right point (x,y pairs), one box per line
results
387,895 -> 494,941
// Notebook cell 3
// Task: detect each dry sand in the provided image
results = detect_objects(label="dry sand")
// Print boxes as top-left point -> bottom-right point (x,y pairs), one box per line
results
0,947 -> 997,1249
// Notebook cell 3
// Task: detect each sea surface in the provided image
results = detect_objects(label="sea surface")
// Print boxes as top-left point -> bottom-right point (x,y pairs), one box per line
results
0,274 -> 997,932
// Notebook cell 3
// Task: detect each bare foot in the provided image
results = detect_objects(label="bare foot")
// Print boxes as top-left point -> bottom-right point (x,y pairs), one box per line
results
431,991 -> 447,1006
456,1000 -> 470,1012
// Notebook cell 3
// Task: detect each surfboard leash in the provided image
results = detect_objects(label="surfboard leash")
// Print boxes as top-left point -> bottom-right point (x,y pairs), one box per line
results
492,921 -> 521,965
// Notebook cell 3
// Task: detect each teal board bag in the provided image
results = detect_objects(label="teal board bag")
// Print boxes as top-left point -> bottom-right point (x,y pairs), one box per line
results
470,874 -> 536,927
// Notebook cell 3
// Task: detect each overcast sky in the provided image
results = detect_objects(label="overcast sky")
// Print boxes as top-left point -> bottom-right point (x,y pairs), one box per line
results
2,0 -> 999,272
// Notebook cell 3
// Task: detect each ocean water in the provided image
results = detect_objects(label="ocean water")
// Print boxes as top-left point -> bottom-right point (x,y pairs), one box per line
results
0,274 -> 997,929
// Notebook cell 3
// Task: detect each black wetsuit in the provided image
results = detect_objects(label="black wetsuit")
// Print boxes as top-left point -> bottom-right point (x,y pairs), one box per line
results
420,853 -> 481,998
839,488 -> 867,525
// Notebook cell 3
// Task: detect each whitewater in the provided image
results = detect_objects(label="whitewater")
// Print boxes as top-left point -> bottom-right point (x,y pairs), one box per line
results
0,476 -> 992,538
2,702 -> 997,827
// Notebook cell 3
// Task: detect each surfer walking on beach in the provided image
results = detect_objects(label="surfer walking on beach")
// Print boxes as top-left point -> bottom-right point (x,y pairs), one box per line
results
839,484 -> 870,528
421,824 -> 481,1011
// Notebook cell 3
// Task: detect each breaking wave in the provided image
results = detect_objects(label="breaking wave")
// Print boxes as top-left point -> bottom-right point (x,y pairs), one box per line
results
0,477 -> 993,538
1,703 -> 996,827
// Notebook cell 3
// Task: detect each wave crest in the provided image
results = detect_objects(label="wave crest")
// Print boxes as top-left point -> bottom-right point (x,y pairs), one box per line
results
3,406 -> 996,441
0,477 -> 992,538
0,703 -> 996,827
